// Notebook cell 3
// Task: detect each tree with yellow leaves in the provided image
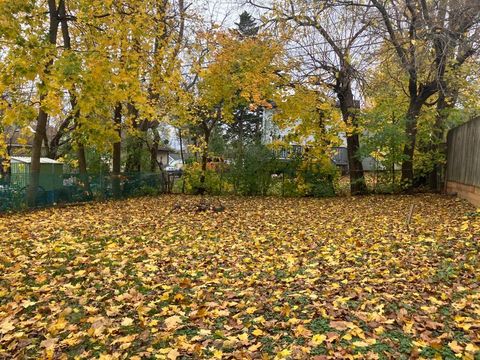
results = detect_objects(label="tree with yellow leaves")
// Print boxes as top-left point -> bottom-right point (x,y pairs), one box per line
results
177,28 -> 285,193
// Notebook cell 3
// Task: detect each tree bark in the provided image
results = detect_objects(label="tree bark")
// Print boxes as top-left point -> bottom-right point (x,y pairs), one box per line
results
27,0 -> 60,206
199,149 -> 208,195
199,125 -> 210,195
179,128 -> 186,194
337,85 -> 367,195
112,104 -> 122,197
77,143 -> 91,197
59,2 -> 91,196
46,116 -> 71,159
150,131 -> 160,172
400,99 -> 423,186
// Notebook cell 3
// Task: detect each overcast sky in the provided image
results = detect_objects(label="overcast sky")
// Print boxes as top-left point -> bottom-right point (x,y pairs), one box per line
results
193,0 -> 264,28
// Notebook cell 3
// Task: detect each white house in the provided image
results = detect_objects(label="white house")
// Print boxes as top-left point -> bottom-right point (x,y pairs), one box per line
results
261,108 -> 380,171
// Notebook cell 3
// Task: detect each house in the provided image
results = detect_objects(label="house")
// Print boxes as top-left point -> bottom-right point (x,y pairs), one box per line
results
157,145 -> 177,168
2,125 -> 57,157
166,153 -> 184,170
261,108 -> 380,172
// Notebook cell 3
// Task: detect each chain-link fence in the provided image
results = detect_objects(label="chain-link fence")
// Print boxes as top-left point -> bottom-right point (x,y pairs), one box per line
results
0,172 -> 166,212
336,169 -> 405,195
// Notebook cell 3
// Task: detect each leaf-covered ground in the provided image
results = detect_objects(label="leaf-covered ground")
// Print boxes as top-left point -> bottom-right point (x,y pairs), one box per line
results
0,194 -> 479,360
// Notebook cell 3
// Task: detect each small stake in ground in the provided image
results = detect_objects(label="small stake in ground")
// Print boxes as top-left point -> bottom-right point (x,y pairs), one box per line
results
406,203 -> 415,227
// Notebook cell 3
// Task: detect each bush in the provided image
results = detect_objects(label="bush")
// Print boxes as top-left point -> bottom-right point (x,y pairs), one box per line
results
132,185 -> 160,197
182,162 -> 229,195
229,143 -> 277,196
295,159 -> 338,197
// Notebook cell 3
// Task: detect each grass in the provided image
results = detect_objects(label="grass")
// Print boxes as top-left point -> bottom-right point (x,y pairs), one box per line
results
0,194 -> 479,359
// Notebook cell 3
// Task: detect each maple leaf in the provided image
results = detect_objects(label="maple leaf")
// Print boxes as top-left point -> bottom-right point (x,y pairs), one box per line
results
448,340 -> 463,354
40,338 -> 58,359
252,328 -> 264,336
164,315 -> 182,330
353,339 -> 376,347
329,321 -> 353,331
238,332 -> 250,344
167,348 -> 180,360
311,334 -> 327,346
121,317 -> 134,327
48,317 -> 68,335
465,343 -> 480,353
293,324 -> 312,337
0,318 -> 15,334
275,348 -> 291,359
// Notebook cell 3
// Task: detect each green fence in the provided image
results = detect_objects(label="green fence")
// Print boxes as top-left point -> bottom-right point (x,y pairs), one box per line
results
0,172 -> 166,212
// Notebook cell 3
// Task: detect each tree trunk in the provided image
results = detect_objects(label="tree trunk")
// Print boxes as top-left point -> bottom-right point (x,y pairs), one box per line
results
428,89 -> 457,191
77,143 -> 91,197
179,128 -> 185,165
27,0 -> 60,207
199,120 -> 212,195
46,116 -> 71,159
124,104 -> 143,173
179,128 -> 185,194
345,133 -> 366,195
125,137 -> 143,173
46,2 -> 73,161
27,110 -> 49,206
112,104 -> 122,197
150,131 -> 160,172
199,149 -> 208,195
400,99 -> 422,187
337,86 -> 367,195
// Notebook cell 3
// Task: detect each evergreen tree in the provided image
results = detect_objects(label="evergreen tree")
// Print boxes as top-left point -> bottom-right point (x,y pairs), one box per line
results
235,11 -> 259,37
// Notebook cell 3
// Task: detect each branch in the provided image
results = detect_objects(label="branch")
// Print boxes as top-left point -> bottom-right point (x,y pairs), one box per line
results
370,0 -> 411,71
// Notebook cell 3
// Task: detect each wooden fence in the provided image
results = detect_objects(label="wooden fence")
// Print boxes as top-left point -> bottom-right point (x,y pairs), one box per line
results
446,117 -> 480,206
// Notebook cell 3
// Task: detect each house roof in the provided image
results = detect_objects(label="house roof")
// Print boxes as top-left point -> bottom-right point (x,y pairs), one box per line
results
3,125 -> 58,147
169,153 -> 183,161
157,145 -> 176,153
10,156 -> 62,164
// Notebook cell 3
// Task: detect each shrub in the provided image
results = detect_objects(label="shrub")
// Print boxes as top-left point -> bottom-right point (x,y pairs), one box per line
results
229,143 -> 277,196
182,162 -> 229,195
296,159 -> 338,197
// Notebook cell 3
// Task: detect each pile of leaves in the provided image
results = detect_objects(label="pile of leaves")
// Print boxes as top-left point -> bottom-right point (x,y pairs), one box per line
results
0,194 -> 479,359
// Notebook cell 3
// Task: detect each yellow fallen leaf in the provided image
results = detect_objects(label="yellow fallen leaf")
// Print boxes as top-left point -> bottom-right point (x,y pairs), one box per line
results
121,317 -> 134,326
252,328 -> 264,336
164,315 -> 182,330
167,348 -> 180,360
311,334 -> 326,346
448,340 -> 463,354
465,343 -> 480,353
248,342 -> 262,351
48,317 -> 68,334
294,324 -> 312,337
41,337 -> 58,359
353,339 -> 376,347
275,348 -> 291,359
238,332 -> 249,344
0,318 -> 15,334
199,329 -> 211,336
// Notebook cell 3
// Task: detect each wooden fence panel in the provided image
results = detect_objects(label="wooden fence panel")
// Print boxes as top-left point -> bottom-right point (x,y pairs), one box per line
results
446,117 -> 480,187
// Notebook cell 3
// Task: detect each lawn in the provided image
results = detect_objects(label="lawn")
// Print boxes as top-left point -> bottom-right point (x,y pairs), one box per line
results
0,194 -> 479,359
